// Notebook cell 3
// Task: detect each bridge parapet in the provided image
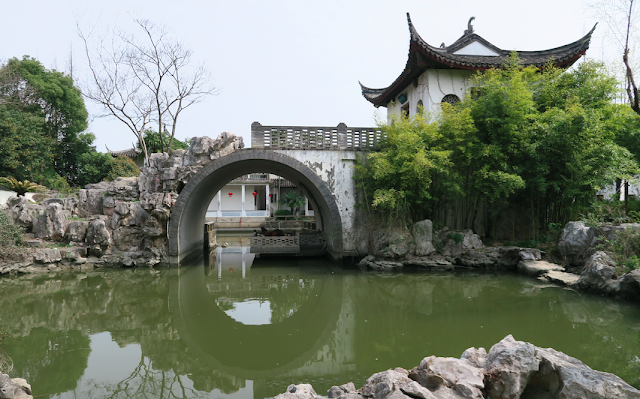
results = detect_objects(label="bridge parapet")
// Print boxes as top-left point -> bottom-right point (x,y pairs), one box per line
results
251,122 -> 383,150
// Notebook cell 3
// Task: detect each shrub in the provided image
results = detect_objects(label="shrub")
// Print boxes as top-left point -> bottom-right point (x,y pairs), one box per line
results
105,156 -> 140,181
447,232 -> 464,244
598,227 -> 640,274
275,209 -> 292,216
0,209 -> 27,262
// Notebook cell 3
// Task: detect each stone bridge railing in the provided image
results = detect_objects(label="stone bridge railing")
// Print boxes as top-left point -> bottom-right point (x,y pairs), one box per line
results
251,122 -> 383,150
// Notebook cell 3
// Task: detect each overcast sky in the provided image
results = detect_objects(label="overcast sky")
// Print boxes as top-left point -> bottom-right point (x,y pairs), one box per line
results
0,0 -> 621,152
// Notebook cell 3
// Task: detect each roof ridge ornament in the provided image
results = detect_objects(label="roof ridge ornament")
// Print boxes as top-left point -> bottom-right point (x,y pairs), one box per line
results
464,17 -> 475,35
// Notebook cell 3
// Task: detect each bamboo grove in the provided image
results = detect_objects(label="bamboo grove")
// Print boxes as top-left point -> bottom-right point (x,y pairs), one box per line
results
355,57 -> 640,240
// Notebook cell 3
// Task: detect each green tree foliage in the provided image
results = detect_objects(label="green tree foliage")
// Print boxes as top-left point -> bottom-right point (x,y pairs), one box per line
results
139,130 -> 190,153
0,56 -> 99,188
356,111 -> 453,223
0,107 -> 53,182
77,150 -> 113,187
357,57 -> 639,237
105,156 -> 141,181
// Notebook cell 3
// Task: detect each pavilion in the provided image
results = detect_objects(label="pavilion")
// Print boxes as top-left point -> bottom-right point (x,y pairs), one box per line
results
360,13 -> 596,118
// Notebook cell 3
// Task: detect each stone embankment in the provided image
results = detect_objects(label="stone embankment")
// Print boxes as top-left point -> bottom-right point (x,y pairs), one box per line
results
272,335 -> 640,399
0,133 -> 243,274
360,219 -> 640,300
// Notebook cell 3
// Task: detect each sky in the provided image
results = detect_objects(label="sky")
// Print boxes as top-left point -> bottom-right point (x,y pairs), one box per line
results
0,0 -> 622,152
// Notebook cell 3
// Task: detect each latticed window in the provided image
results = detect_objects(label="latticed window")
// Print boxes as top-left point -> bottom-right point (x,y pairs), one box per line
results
442,94 -> 460,105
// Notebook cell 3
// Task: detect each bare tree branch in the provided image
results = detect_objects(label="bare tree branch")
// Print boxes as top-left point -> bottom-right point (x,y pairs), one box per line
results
78,17 -> 217,161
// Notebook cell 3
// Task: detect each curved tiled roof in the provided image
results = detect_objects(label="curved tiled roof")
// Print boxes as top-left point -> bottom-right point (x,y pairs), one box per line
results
106,146 -> 142,158
361,13 -> 597,107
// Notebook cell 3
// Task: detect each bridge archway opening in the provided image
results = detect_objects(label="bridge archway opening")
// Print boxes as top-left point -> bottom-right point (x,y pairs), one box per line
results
169,149 -> 343,263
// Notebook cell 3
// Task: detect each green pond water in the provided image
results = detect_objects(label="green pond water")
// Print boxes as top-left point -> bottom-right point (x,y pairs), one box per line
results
1,246 -> 640,398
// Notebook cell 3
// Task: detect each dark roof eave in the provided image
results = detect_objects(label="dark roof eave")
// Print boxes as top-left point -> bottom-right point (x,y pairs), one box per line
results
360,15 -> 596,107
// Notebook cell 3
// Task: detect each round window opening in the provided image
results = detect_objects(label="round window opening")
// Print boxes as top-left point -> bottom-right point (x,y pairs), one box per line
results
442,94 -> 460,105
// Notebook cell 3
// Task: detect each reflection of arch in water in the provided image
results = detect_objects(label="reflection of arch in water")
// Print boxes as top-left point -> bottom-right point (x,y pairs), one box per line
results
169,264 -> 344,379
168,149 -> 344,263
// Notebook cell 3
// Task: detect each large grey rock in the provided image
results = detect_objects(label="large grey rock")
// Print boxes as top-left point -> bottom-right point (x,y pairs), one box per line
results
576,251 -> 619,293
413,356 -> 484,398
558,221 -> 601,266
34,248 -> 62,264
78,189 -> 106,216
484,335 -> 538,399
32,203 -> 69,240
373,231 -> 414,259
85,220 -> 112,247
413,220 -> 435,256
361,369 -> 413,399
534,346 -> 640,399
66,221 -> 88,243
619,269 -> 640,300
460,347 -> 487,369
0,373 -> 32,398
7,197 -> 42,231
182,132 -> 244,166
461,230 -> 484,251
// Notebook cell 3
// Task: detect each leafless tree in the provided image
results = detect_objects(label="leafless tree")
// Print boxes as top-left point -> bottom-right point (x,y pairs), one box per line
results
78,18 -> 217,164
590,0 -> 640,114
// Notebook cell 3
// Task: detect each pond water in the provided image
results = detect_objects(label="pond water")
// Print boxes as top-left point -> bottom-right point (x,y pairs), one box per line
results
1,246 -> 640,398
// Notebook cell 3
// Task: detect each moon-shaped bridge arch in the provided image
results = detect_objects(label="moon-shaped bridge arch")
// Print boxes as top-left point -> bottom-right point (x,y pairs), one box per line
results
168,149 -> 344,263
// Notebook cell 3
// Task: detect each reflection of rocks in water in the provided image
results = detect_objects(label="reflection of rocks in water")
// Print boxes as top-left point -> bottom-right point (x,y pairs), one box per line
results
3,328 -> 89,397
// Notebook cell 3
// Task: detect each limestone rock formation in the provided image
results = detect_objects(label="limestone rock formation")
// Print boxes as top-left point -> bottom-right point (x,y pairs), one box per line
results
558,221 -> 601,266
619,269 -> 640,300
373,231 -> 415,259
2,132 -> 244,270
413,220 -> 436,256
576,251 -> 620,293
270,335 -> 640,399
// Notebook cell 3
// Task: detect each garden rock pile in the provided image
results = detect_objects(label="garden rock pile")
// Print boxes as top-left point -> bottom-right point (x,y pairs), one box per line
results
271,335 -> 640,399
1,133 -> 243,273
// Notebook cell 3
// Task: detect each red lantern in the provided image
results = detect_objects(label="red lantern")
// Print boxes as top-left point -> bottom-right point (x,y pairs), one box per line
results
269,194 -> 272,197
252,191 -> 257,196
228,192 -> 233,197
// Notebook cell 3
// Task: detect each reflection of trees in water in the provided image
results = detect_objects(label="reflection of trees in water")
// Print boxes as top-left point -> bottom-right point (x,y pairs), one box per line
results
269,278 -> 315,323
3,328 -> 89,397
0,269 -> 249,397
82,357 -> 240,398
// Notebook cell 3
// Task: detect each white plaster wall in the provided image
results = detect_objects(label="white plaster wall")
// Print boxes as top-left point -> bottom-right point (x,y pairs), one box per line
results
274,150 -> 357,253
387,69 -> 474,120
207,184 -> 267,212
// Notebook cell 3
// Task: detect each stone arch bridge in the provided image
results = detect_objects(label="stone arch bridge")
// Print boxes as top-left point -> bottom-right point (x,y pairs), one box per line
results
169,122 -> 383,263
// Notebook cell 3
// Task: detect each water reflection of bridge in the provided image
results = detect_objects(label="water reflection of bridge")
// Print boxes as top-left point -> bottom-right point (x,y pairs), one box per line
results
170,251 -> 357,391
